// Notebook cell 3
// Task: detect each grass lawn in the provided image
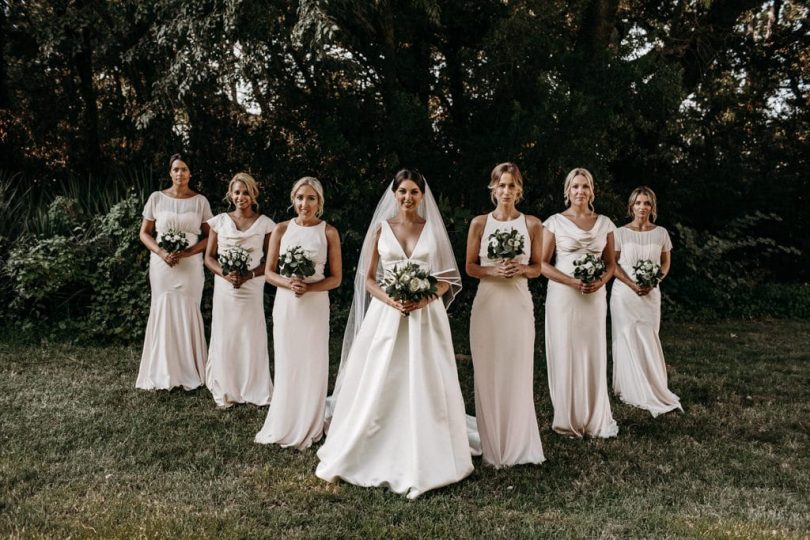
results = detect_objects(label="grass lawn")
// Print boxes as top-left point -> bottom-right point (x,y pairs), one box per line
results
1,320 -> 808,538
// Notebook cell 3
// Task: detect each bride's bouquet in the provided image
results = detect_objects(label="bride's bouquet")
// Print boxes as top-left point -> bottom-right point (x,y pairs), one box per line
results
157,228 -> 188,253
632,259 -> 664,288
487,228 -> 525,260
278,245 -> 316,278
381,262 -> 438,316
219,246 -> 251,276
572,254 -> 606,283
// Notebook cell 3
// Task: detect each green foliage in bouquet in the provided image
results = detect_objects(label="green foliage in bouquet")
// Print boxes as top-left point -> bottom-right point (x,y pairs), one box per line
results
157,228 -> 189,253
278,246 -> 316,278
486,228 -> 525,260
572,254 -> 606,284
633,259 -> 664,288
381,262 -> 438,307
219,246 -> 251,276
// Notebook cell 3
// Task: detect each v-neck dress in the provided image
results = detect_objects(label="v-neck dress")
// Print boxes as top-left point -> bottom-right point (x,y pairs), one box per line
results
315,220 -> 473,499
206,213 -> 275,407
544,213 -> 618,438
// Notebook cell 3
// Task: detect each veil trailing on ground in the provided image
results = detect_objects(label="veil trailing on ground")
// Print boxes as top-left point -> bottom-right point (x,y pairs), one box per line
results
324,178 -> 462,422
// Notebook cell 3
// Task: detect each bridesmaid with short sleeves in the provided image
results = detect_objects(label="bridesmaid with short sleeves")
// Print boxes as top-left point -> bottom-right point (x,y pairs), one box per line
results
137,153 -> 212,391
610,186 -> 682,416
204,173 -> 275,407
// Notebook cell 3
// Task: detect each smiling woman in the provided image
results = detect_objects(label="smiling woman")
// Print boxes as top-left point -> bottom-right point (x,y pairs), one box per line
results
256,176 -> 342,450
203,172 -> 275,408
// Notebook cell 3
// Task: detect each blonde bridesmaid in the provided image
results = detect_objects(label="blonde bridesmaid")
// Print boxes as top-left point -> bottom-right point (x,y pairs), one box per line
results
255,177 -> 342,449
610,186 -> 682,416
137,153 -> 212,391
466,162 -> 545,467
540,167 -> 618,438
204,173 -> 275,407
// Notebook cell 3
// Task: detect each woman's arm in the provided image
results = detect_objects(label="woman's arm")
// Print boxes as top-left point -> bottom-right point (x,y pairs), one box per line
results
514,215 -> 543,279
179,223 -> 209,258
264,222 -> 296,291
465,215 -> 500,279
613,250 -> 642,291
540,227 -> 581,290
139,218 -> 178,266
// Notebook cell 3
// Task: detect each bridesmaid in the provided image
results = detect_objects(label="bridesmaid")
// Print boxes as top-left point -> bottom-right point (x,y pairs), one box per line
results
465,162 -> 545,467
540,167 -> 619,438
610,186 -> 682,416
255,177 -> 342,449
204,173 -> 275,407
137,153 -> 212,391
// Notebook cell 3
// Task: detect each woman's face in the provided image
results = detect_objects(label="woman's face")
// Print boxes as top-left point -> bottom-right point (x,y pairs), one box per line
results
229,181 -> 253,210
294,184 -> 319,219
568,174 -> 592,206
170,160 -> 191,186
631,193 -> 653,221
394,179 -> 423,212
494,172 -> 521,206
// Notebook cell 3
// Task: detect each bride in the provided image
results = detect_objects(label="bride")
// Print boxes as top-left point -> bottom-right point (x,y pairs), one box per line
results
316,169 -> 474,499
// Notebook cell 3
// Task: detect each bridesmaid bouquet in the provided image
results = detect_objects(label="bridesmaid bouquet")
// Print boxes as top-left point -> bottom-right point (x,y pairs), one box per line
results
219,246 -> 251,276
487,228 -> 525,260
572,254 -> 606,283
633,259 -> 664,288
157,228 -> 189,253
381,262 -> 438,316
278,246 -> 316,278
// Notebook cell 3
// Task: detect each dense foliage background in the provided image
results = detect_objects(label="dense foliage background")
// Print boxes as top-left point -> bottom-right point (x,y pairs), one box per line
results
1,0 -> 808,340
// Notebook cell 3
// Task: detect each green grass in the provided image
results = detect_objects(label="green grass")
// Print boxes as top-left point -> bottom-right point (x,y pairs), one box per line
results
1,320 -> 809,538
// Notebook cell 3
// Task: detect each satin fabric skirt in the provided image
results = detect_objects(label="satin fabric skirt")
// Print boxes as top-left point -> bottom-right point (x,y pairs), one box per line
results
610,281 -> 682,416
206,274 -> 273,407
470,278 -> 544,467
316,298 -> 473,499
256,288 -> 329,449
137,253 -> 207,391
544,282 -> 618,438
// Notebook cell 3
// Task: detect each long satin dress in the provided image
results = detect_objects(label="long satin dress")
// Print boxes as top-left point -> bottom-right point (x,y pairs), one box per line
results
544,213 -> 618,438
470,213 -> 544,467
610,226 -> 682,416
256,220 -> 330,449
206,213 -> 275,407
136,191 -> 212,391
316,220 -> 473,499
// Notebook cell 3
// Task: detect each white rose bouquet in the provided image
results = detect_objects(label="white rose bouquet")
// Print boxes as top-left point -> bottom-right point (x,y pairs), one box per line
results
572,254 -> 606,284
381,262 -> 438,316
278,246 -> 316,279
486,228 -> 525,260
632,259 -> 664,288
219,246 -> 251,276
157,228 -> 189,253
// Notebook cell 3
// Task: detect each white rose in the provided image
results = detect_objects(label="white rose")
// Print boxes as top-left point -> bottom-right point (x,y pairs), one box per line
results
285,254 -> 292,263
408,279 -> 422,292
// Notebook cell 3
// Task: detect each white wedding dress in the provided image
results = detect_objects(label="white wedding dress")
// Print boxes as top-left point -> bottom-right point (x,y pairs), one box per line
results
316,220 -> 474,499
